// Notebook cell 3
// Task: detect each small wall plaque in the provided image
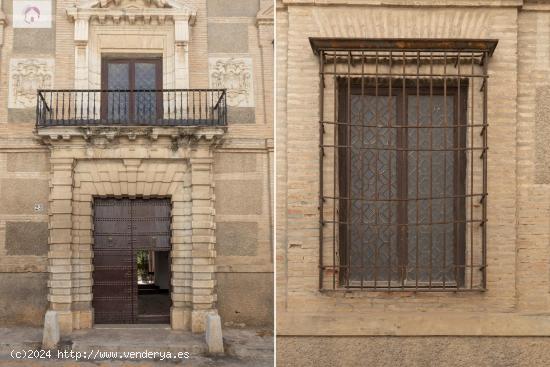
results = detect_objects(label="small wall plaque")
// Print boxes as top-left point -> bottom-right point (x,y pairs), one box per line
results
13,0 -> 52,28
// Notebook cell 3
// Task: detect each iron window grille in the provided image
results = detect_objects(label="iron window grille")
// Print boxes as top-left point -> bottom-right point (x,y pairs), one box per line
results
312,38 -> 497,291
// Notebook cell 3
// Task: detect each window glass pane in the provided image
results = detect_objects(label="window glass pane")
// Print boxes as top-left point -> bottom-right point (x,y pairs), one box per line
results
134,63 -> 158,123
348,94 -> 398,283
406,95 -> 456,283
107,63 -> 130,122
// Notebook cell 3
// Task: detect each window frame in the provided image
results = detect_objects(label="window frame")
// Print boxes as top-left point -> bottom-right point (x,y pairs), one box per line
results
100,57 -> 163,123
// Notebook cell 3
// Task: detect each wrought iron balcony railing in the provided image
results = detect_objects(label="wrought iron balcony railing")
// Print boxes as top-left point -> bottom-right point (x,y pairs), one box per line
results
36,89 -> 227,127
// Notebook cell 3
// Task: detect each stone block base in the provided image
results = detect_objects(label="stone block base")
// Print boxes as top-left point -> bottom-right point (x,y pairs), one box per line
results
72,309 -> 93,330
57,310 -> 73,335
192,310 -> 213,333
171,307 -> 192,330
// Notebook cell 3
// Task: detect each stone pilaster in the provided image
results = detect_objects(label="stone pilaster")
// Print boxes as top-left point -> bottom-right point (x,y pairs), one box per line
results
70,196 -> 93,330
175,17 -> 190,89
171,167 -> 193,330
47,156 -> 75,335
256,4 -> 274,126
190,140 -> 217,333
73,16 -> 89,89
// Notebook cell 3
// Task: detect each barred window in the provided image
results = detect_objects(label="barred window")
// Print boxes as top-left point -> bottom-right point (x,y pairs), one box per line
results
312,39 -> 497,291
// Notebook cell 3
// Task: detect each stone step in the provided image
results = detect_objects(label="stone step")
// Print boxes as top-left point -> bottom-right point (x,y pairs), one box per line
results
68,325 -> 208,356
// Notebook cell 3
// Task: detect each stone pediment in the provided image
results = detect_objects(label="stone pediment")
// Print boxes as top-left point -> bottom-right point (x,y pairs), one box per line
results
79,0 -> 192,10
92,0 -> 172,9
67,0 -> 197,24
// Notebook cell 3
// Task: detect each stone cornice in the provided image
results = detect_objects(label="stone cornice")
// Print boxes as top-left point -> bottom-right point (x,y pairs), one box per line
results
66,6 -> 196,25
278,0 -> 550,10
66,0 -> 197,45
67,0 -> 197,18
66,0 -> 196,46
35,126 -> 226,147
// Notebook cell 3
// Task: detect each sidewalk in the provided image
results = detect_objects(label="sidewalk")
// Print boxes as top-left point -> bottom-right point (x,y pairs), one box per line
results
0,326 -> 273,366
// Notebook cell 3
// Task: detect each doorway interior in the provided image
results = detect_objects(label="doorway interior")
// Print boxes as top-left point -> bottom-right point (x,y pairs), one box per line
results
137,250 -> 171,323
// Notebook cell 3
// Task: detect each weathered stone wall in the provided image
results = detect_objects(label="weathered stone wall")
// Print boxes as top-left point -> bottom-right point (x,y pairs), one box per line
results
0,149 -> 50,325
0,273 -> 48,326
217,273 -> 273,327
207,0 -> 274,328
213,149 -> 274,327
276,0 -> 550,349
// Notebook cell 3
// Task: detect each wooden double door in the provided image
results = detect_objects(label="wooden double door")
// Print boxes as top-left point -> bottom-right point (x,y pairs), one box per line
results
92,198 -> 171,324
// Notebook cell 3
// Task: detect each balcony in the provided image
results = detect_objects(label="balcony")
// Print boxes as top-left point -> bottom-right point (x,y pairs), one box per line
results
36,89 -> 227,127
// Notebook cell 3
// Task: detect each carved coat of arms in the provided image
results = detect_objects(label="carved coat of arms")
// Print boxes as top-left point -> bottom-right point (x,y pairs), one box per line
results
9,59 -> 54,108
209,58 -> 254,107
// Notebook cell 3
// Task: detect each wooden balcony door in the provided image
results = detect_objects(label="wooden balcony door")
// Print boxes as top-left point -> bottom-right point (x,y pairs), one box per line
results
101,57 -> 163,124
